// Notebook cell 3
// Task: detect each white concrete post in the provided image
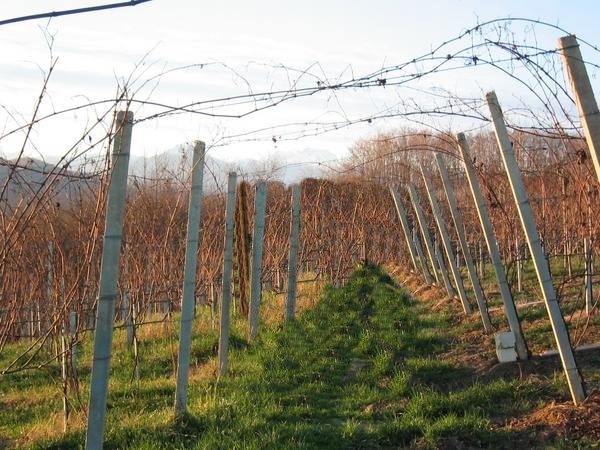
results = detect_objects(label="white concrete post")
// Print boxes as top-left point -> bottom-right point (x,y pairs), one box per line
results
285,184 -> 301,320
435,155 -> 492,331
421,168 -> 472,314
558,35 -> 600,184
389,187 -> 420,274
407,183 -> 442,285
174,141 -> 206,414
218,172 -> 237,377
434,237 -> 456,298
248,181 -> 267,340
487,91 -> 586,404
457,133 -> 529,360
85,110 -> 133,450
412,226 -> 431,283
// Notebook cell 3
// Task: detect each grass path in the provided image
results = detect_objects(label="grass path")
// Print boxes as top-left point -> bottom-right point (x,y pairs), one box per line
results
5,265 -> 598,448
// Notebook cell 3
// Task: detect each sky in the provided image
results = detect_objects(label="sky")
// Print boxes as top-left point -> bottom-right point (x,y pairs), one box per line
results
1,0 -> 600,166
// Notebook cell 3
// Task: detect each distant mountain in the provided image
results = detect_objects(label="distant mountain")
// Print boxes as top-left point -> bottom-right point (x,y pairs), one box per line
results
0,146 -> 339,204
0,156 -> 96,205
130,144 -> 338,190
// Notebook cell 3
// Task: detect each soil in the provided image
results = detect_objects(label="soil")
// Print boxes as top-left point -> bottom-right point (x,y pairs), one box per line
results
507,389 -> 600,442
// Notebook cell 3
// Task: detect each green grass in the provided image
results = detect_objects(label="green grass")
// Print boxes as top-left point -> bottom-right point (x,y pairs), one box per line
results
1,265 -> 597,449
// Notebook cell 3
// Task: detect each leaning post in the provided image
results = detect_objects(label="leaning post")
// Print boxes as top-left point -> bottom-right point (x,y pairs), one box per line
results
420,168 -> 472,315
390,188 -> 422,276
457,133 -> 528,360
412,227 -> 431,283
487,91 -> 586,404
434,237 -> 456,299
85,110 -> 133,450
435,155 -> 492,331
174,141 -> 206,414
558,35 -> 600,184
407,183 -> 443,286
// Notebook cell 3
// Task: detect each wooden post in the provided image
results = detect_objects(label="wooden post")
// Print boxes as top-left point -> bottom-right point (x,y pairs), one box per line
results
487,91 -> 585,404
558,35 -> 600,184
421,169 -> 472,314
85,110 -> 132,450
457,133 -> 529,360
285,184 -> 301,320
248,181 -> 267,340
174,141 -> 206,414
218,172 -> 237,377
234,182 -> 252,316
435,156 -> 491,330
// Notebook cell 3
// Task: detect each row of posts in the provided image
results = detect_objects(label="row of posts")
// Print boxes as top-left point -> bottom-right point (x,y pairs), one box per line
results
388,34 -> 600,407
391,103 -> 594,410
84,117 -> 304,448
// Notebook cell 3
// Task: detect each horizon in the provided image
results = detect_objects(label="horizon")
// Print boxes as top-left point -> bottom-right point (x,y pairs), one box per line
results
2,1 -> 600,169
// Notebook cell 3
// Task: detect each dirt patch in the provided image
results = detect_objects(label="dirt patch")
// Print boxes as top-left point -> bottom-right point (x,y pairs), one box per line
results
507,389 -> 600,441
362,401 -> 387,413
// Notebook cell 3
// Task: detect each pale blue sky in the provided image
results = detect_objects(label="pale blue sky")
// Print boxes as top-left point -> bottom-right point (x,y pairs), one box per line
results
1,0 -> 599,163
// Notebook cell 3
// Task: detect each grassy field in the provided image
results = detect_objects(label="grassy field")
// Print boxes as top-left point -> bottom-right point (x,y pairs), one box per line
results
1,265 -> 599,449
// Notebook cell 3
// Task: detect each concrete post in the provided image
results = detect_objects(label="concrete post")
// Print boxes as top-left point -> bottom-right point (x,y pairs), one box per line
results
421,168 -> 472,314
434,238 -> 456,298
85,110 -> 132,450
285,184 -> 301,320
412,227 -> 431,283
435,155 -> 491,330
389,187 -> 420,274
457,133 -> 529,360
558,35 -> 600,184
218,172 -> 237,377
487,91 -> 586,404
174,141 -> 206,414
407,183 -> 442,285
248,181 -> 267,340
